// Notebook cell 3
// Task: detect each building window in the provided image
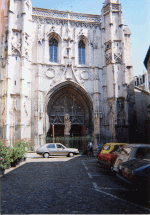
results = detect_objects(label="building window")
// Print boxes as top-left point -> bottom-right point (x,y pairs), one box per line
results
137,78 -> 139,86
78,40 -> 85,65
49,38 -> 58,62
16,57 -> 17,60
17,15 -> 19,18
142,74 -> 145,83
15,81 -> 16,85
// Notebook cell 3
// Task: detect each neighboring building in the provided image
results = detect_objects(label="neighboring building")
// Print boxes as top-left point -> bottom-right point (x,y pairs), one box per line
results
144,46 -> 150,89
134,87 -> 150,143
133,46 -> 150,144
0,0 -> 136,150
144,46 -> 150,144
134,70 -> 149,92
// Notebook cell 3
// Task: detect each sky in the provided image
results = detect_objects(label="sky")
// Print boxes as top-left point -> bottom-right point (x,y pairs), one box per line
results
32,0 -> 150,77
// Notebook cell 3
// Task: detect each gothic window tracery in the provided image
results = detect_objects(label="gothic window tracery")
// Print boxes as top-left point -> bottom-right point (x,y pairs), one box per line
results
49,38 -> 58,62
78,40 -> 85,65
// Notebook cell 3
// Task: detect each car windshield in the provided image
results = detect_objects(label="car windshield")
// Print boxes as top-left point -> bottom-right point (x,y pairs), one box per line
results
110,145 -> 121,154
113,147 -> 123,154
121,147 -> 131,155
103,145 -> 110,151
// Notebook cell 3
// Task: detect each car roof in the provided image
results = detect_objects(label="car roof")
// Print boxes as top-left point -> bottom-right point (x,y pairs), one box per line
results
104,143 -> 127,146
123,144 -> 150,148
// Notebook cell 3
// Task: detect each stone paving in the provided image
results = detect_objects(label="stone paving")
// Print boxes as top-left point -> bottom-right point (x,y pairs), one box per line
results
1,155 -> 150,214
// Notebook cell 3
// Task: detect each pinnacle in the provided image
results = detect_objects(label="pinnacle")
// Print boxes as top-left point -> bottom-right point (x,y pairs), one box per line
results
103,0 -> 119,5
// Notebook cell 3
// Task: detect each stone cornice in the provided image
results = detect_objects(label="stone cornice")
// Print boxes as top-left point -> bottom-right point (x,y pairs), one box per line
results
32,7 -> 102,27
32,7 -> 101,22
31,62 -> 102,70
32,16 -> 101,28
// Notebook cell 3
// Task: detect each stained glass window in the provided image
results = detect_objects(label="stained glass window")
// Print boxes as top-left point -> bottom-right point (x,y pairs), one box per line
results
78,40 -> 85,64
49,38 -> 58,62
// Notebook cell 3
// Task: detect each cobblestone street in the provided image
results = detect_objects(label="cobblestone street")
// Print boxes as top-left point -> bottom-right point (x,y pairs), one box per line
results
1,155 -> 150,214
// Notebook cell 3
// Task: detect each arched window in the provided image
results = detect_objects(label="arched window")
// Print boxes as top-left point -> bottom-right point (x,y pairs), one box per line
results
78,40 -> 85,64
49,38 -> 58,62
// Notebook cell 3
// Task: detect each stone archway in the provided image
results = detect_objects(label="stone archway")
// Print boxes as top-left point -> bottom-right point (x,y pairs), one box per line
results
45,81 -> 93,149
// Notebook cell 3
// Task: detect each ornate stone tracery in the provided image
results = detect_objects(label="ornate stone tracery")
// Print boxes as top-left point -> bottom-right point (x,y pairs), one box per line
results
93,72 -> 100,80
32,16 -> 101,29
105,53 -> 112,65
114,53 -> 122,64
37,24 -> 45,44
91,41 -> 98,49
105,40 -> 112,51
12,42 -> 21,56
112,4 -> 119,11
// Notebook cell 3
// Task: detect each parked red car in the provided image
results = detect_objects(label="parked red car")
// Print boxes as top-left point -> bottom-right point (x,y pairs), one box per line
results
98,143 -> 126,168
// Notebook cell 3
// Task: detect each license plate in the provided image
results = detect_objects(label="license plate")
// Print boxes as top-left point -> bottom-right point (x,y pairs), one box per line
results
122,171 -> 129,178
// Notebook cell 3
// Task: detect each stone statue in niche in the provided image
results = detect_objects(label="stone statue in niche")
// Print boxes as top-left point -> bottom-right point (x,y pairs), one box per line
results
64,114 -> 71,136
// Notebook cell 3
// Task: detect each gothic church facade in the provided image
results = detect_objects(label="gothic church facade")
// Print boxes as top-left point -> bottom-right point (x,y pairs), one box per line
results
0,0 -> 135,149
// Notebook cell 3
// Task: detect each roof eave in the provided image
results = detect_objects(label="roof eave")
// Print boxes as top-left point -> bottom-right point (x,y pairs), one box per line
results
144,46 -> 150,70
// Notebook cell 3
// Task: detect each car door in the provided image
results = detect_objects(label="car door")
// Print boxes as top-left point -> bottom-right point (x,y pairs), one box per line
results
47,144 -> 57,155
56,144 -> 67,156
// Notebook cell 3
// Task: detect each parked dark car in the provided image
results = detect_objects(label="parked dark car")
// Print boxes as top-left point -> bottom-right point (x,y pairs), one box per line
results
112,144 -> 150,172
117,155 -> 150,189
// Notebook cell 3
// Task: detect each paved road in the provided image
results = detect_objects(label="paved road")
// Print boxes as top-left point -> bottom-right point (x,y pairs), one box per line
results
1,156 -> 150,214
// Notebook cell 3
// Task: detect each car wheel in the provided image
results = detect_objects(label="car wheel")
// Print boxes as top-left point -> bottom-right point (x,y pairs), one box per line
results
69,152 -> 74,157
43,153 -> 49,158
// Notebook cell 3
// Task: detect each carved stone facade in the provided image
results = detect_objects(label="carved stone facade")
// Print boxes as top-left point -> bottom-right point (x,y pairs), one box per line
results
0,0 -> 136,149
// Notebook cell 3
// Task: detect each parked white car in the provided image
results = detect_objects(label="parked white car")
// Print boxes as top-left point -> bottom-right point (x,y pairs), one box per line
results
36,143 -> 79,158
112,144 -> 150,172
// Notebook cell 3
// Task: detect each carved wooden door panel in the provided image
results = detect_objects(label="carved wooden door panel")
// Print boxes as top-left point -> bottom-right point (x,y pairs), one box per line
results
50,94 -> 84,126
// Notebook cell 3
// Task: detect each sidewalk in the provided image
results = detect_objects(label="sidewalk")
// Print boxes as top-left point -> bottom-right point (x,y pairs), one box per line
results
3,153 -> 77,176
25,152 -> 81,162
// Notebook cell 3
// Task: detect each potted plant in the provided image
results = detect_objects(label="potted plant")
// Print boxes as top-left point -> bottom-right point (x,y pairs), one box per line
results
11,139 -> 34,165
10,147 -> 22,166
0,139 -> 12,175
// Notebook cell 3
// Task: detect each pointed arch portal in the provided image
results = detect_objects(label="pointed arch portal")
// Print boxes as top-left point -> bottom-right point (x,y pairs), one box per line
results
46,81 -> 93,148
